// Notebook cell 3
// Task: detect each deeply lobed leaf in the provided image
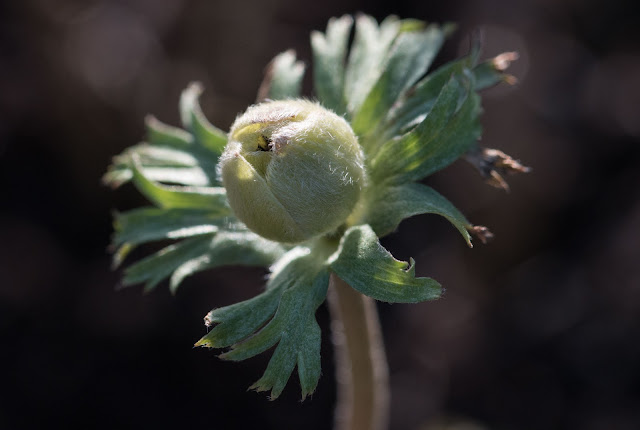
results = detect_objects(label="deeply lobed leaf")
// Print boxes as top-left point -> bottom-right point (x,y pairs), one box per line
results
197,246 -> 329,399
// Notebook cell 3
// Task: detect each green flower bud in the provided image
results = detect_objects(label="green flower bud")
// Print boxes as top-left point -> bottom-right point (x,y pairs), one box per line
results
220,100 -> 365,243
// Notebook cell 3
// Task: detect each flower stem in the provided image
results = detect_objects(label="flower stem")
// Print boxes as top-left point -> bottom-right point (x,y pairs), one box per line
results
327,273 -> 390,430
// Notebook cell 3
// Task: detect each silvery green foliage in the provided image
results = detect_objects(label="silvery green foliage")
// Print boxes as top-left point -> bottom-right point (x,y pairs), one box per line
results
105,14 -> 515,400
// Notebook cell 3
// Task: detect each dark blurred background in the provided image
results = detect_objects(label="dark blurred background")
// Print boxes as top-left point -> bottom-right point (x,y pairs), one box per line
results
1,0 -> 639,429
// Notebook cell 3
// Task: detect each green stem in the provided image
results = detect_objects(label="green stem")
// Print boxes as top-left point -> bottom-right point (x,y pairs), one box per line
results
327,273 -> 390,430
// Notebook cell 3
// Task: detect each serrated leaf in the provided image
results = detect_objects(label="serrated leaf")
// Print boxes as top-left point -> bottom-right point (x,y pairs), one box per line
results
130,156 -> 228,209
329,225 -> 441,303
370,71 -> 481,185
311,15 -> 353,114
258,50 -> 306,101
351,24 -> 448,141
344,15 -> 401,116
198,286 -> 280,349
113,206 -> 231,247
198,246 -> 329,399
364,183 -> 473,246
246,270 -> 328,400
179,82 -> 227,155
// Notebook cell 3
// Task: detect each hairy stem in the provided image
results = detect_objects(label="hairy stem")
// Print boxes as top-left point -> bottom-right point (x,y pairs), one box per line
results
327,273 -> 390,430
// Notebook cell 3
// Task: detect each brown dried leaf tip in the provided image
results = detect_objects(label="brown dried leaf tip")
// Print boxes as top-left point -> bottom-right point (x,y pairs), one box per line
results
469,225 -> 494,244
465,147 -> 531,192
491,52 -> 519,85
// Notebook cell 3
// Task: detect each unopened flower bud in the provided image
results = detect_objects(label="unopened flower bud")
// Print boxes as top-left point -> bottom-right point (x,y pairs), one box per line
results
219,100 -> 365,243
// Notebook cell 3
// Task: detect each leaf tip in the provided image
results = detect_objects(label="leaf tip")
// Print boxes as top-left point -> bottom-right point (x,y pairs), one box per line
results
248,379 -> 282,400
300,387 -> 316,402
194,336 -> 211,348
185,81 -> 204,96
465,147 -> 531,191
143,114 -> 158,127
491,51 -> 519,72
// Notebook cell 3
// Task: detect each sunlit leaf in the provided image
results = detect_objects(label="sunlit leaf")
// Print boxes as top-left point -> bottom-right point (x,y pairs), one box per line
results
258,50 -> 306,101
179,82 -> 227,155
370,71 -> 481,185
130,156 -> 228,209
330,225 -> 441,303
113,206 -> 231,247
103,114 -> 221,188
145,114 -> 192,147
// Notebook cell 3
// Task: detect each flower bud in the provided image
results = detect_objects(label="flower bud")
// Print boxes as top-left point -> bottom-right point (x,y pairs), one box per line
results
219,100 -> 365,243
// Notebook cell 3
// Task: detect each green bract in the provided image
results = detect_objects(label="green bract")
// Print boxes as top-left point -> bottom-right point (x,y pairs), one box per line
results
105,14 -> 517,400
220,100 -> 365,243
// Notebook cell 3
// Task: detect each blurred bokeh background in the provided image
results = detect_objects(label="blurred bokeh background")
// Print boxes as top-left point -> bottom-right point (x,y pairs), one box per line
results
1,0 -> 639,429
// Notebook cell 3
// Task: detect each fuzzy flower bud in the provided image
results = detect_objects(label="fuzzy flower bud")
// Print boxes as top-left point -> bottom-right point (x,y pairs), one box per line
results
219,100 -> 365,243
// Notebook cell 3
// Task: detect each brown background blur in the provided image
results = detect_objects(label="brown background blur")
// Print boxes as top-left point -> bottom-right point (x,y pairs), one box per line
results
1,0 -> 639,429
